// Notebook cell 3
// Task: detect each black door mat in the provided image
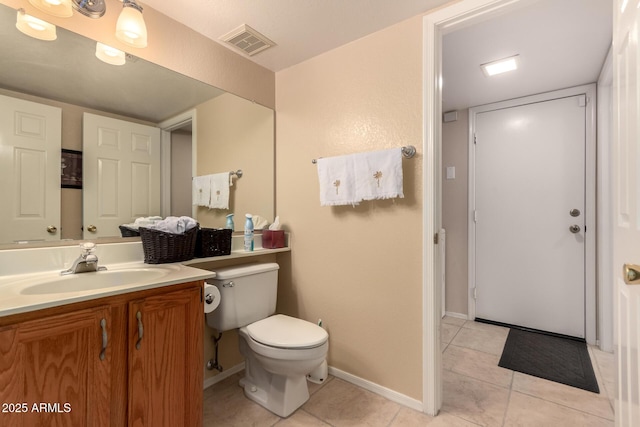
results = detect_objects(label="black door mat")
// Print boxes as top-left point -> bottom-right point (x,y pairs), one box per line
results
498,328 -> 600,393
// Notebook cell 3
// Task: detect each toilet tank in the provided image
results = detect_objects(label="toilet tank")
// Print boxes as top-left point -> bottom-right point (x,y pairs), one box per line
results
206,262 -> 279,331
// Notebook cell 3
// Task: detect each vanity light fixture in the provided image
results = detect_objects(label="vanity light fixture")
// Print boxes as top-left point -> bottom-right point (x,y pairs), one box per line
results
481,55 -> 519,77
115,0 -> 147,48
28,0 -> 73,18
95,42 -> 126,65
16,9 -> 57,41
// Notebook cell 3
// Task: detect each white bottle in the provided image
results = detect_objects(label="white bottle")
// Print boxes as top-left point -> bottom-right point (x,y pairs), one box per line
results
244,214 -> 254,251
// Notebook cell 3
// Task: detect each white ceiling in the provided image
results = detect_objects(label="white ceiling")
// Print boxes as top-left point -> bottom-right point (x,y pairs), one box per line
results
143,0 -> 612,112
142,0 -> 451,72
442,0 -> 612,111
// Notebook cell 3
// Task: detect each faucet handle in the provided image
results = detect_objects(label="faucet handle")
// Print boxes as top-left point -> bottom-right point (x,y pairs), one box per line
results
80,242 -> 96,254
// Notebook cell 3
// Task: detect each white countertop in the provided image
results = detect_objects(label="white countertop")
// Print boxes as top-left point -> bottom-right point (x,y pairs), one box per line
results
0,261 -> 215,318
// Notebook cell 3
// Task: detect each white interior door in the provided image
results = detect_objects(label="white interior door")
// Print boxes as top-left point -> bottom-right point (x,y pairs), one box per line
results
613,0 -> 640,425
473,93 -> 587,338
0,94 -> 61,243
83,113 -> 161,239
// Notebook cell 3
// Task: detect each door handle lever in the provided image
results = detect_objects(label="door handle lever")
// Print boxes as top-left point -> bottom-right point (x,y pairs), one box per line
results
623,264 -> 640,285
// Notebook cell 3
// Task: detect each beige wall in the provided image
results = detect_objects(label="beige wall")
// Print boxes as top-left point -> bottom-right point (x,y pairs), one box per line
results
442,110 -> 469,316
275,16 -> 424,400
196,93 -> 275,228
0,0 -> 275,108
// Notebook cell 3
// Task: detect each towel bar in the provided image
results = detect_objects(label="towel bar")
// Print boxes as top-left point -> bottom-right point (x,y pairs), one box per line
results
311,145 -> 416,164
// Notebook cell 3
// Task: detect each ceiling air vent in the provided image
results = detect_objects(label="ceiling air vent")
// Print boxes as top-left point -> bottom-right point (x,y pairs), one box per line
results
220,24 -> 276,56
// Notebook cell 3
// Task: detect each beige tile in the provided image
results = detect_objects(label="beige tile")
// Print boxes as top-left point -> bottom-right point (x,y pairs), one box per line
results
443,315 -> 467,327
512,372 -> 613,420
203,373 -> 281,427
303,378 -> 401,427
504,391 -> 614,427
390,407 -> 480,426
442,322 -> 461,345
442,370 -> 510,427
590,347 -> 616,400
462,320 -> 510,334
450,324 -> 509,356
443,344 -> 513,389
275,409 -> 331,426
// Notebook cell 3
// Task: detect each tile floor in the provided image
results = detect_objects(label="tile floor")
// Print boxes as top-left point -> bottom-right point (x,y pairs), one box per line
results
203,317 -> 615,426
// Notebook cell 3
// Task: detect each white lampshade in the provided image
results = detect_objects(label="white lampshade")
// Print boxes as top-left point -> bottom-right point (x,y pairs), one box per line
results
96,42 -> 126,66
115,3 -> 147,48
16,10 -> 57,41
28,0 -> 73,18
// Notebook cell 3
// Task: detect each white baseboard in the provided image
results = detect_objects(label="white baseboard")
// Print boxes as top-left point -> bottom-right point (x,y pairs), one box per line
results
444,311 -> 468,320
203,362 -> 245,390
203,362 -> 424,413
328,366 -> 423,412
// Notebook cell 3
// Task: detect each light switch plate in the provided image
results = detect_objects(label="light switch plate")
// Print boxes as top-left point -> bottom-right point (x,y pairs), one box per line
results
446,166 -> 456,180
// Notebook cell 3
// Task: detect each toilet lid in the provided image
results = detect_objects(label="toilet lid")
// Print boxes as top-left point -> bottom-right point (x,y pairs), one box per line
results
246,314 -> 328,349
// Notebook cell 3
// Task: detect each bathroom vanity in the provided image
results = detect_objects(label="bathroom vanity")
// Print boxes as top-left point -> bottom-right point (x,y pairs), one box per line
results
0,242 -> 216,427
0,280 -> 204,427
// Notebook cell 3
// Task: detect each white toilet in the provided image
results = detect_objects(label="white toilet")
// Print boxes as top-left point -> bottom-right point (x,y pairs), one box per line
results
206,262 -> 328,417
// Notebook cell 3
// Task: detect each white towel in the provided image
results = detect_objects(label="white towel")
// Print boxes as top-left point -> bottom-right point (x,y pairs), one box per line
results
208,172 -> 230,210
317,154 -> 359,206
192,175 -> 211,207
150,216 -> 197,234
354,148 -> 404,201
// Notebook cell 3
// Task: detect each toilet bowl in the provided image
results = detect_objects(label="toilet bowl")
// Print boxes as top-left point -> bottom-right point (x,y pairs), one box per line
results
238,314 -> 328,417
205,263 -> 329,418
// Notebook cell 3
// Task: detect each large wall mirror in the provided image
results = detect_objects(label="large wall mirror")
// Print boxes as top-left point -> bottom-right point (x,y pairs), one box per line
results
0,3 -> 274,247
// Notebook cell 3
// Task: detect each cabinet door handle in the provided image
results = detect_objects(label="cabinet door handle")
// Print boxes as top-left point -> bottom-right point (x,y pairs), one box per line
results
136,311 -> 144,350
100,318 -> 107,361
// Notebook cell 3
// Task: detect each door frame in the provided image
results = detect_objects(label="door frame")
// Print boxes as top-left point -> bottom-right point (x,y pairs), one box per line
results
158,109 -> 197,218
467,85 -> 597,343
422,0 -> 605,415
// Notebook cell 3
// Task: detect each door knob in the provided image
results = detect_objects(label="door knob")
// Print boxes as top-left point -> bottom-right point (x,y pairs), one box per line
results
46,225 -> 57,234
624,264 -> 640,285
87,225 -> 97,232
569,209 -> 581,217
569,225 -> 580,233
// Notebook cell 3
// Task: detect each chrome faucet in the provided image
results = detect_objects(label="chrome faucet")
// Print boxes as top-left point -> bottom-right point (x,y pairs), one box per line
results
61,242 -> 107,275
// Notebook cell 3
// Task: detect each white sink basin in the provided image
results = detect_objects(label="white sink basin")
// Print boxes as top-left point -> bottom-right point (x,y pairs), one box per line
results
19,268 -> 174,295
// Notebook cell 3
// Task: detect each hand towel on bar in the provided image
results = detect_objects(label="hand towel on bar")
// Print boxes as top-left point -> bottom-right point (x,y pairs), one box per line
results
317,154 -> 359,206
192,175 -> 211,207
354,148 -> 404,201
208,172 -> 231,210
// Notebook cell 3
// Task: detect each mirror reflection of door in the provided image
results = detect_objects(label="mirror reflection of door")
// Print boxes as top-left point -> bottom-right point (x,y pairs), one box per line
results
0,94 -> 61,243
82,113 -> 161,239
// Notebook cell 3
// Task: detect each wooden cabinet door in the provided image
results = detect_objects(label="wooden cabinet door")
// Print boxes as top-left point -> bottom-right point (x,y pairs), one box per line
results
0,306 -> 111,427
128,284 -> 203,427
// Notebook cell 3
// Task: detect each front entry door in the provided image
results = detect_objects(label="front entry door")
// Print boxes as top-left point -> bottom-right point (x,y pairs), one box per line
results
473,92 -> 587,338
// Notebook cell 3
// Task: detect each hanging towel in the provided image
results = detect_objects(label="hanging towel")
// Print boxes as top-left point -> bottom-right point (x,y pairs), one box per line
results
192,175 -> 211,207
354,148 -> 404,201
208,172 -> 231,210
317,154 -> 359,206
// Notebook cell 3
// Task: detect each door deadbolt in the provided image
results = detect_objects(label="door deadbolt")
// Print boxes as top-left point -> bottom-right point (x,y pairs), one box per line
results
569,225 -> 581,234
570,209 -> 581,217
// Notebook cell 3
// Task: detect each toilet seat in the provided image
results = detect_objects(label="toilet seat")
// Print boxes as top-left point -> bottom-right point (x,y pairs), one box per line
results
246,314 -> 328,349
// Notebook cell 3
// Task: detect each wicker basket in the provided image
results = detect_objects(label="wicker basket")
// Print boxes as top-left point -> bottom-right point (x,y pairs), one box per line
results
119,225 -> 141,237
139,226 -> 198,264
196,228 -> 232,258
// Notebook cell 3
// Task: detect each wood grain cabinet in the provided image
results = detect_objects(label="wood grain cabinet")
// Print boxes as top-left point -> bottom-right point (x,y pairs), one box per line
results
0,281 -> 203,427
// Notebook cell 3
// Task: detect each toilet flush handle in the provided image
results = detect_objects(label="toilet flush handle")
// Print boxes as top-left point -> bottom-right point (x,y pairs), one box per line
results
222,281 -> 234,288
